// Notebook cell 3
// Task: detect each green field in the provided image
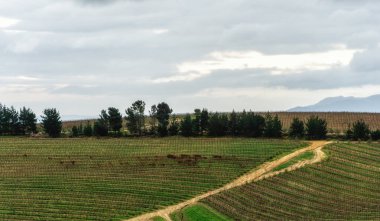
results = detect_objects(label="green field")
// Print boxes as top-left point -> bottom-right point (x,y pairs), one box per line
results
272,150 -> 314,171
170,204 -> 232,221
203,142 -> 380,220
0,137 -> 306,220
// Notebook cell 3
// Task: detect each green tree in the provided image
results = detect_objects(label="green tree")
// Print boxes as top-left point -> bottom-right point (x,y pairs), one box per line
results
78,123 -> 84,136
264,114 -> 282,138
19,107 -> 37,134
200,108 -> 209,135
306,116 -> 327,140
71,125 -> 79,137
107,107 -> 123,133
83,121 -> 93,137
371,130 -> 380,141
228,110 -> 239,136
148,105 -> 158,135
208,112 -> 228,136
289,117 -> 304,138
125,100 -> 146,136
352,120 -> 370,140
41,108 -> 62,138
192,109 -> 202,135
180,114 -> 193,137
154,102 -> 173,137
238,111 -> 265,137
168,115 -> 180,136
0,105 -> 20,135
94,121 -> 108,136
8,106 -> 20,135
94,110 -> 109,136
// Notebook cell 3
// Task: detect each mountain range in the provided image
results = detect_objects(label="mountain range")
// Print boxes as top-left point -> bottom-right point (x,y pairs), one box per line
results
288,95 -> 380,112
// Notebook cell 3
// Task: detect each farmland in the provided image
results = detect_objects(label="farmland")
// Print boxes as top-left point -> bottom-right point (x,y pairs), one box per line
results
170,204 -> 232,221
0,137 -> 306,220
261,112 -> 380,133
202,142 -> 380,220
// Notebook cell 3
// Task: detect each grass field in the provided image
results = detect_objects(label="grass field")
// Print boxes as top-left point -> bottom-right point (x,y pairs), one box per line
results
202,142 -> 380,220
170,204 -> 232,221
0,137 -> 306,220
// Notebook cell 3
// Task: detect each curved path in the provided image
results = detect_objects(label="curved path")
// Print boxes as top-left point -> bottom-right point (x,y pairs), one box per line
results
126,141 -> 332,221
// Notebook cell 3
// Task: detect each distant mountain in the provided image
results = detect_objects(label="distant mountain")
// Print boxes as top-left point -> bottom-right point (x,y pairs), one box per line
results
288,95 -> 380,112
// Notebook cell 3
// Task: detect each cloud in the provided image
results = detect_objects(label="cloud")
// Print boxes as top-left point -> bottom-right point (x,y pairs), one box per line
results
153,46 -> 360,83
0,16 -> 19,28
350,47 -> 380,72
1,0 -> 380,115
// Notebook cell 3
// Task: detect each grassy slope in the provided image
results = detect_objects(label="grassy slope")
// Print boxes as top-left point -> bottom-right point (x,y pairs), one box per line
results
170,204 -> 232,221
0,137 -> 305,220
151,216 -> 167,221
272,151 -> 314,171
203,142 -> 380,220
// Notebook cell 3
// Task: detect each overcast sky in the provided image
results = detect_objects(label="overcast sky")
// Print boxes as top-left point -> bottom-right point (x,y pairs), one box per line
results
1,0 -> 380,117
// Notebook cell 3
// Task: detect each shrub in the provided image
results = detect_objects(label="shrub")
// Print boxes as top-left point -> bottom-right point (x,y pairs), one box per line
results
371,130 -> 380,141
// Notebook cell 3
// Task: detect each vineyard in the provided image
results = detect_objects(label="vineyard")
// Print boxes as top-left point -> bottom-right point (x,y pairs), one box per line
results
202,142 -> 380,220
260,112 -> 380,133
0,138 -> 305,220
170,204 -> 231,221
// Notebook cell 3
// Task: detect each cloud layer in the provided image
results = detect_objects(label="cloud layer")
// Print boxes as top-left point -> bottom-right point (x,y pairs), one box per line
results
1,0 -> 380,115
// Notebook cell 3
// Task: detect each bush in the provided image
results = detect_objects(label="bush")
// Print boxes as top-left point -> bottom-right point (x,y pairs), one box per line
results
371,130 -> 380,141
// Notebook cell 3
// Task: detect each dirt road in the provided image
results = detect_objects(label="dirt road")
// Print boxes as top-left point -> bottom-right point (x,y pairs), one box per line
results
126,141 -> 332,221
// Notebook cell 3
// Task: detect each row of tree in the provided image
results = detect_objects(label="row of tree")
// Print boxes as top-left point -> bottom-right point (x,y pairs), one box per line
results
346,120 -> 380,141
0,104 -> 37,135
0,104 -> 63,137
4,101 -> 378,140
66,100 -> 327,139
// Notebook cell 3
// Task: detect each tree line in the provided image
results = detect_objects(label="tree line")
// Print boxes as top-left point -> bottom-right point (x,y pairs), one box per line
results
0,104 -> 37,135
69,100 -> 329,140
1,101 -> 379,141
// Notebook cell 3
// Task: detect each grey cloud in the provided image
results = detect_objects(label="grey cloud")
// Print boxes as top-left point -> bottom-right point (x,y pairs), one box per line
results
1,0 -> 380,115
350,48 -> 380,72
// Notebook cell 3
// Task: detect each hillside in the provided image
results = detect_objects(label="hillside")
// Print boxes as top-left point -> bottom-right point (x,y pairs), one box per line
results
0,138 -> 305,220
289,95 -> 380,112
202,142 -> 380,220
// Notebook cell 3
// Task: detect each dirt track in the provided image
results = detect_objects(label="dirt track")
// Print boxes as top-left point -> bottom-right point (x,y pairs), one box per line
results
126,141 -> 332,221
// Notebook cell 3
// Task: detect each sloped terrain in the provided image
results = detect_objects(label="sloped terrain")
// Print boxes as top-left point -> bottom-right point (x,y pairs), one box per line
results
0,138 -> 305,220
202,142 -> 380,220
